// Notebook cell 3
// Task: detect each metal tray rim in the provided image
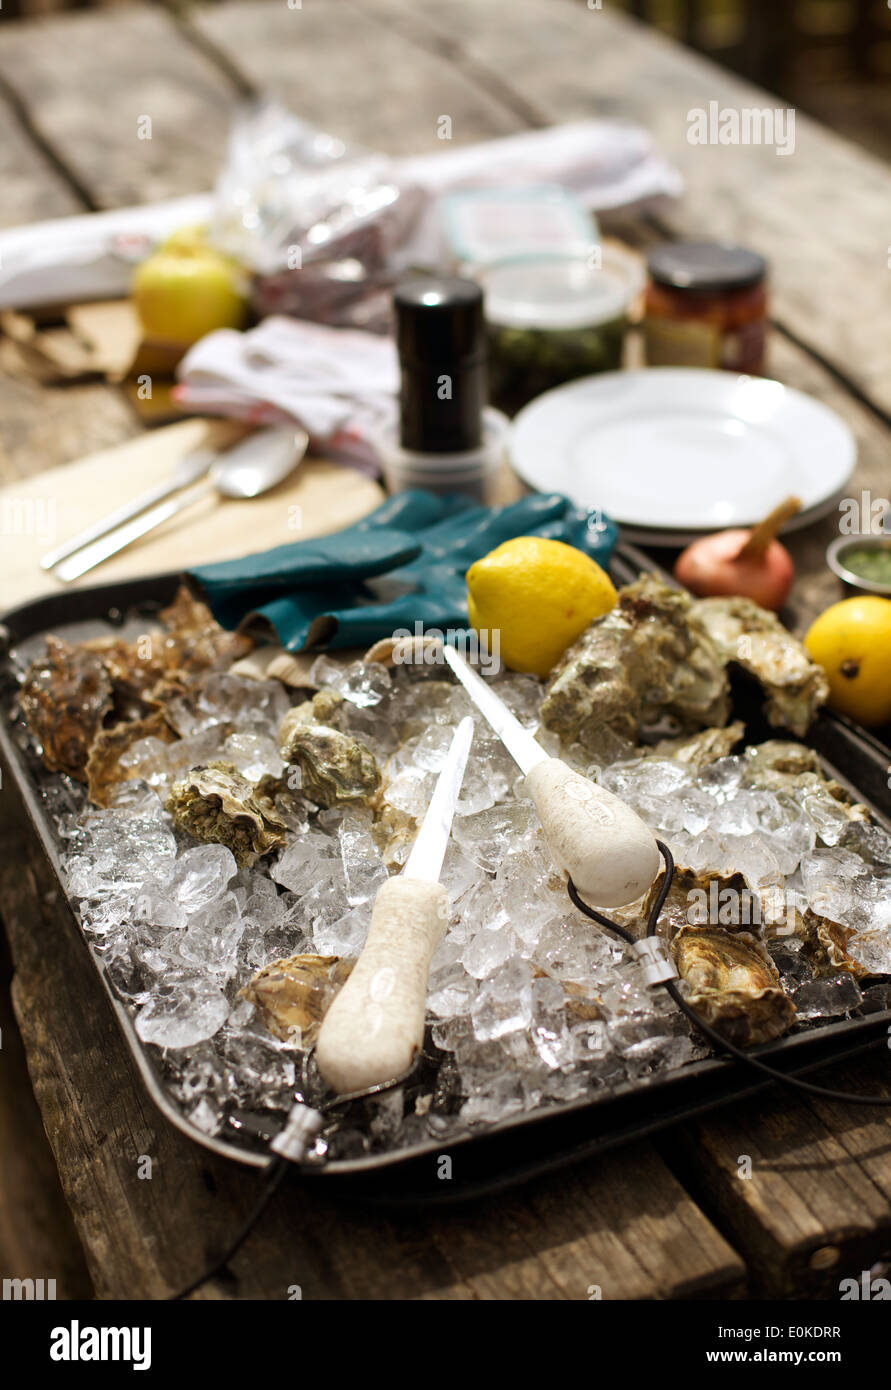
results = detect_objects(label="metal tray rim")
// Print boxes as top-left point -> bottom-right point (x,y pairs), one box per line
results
3,564 -> 891,1180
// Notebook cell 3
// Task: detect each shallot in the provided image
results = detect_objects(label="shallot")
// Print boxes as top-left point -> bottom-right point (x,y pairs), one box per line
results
674,496 -> 800,611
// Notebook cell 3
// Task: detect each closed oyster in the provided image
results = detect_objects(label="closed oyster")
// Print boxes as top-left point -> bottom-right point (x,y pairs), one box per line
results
86,709 -> 177,807
84,583 -> 251,713
251,771 -> 309,833
364,633 -> 443,667
372,801 -> 418,870
693,596 -> 828,737
640,865 -> 752,938
671,926 -> 796,1045
276,689 -> 344,743
278,714 -> 380,809
166,760 -> 287,868
240,953 -> 354,1046
19,635 -> 113,781
742,740 -> 869,826
647,720 -> 745,770
542,575 -> 730,748
801,908 -> 871,980
232,644 -> 318,690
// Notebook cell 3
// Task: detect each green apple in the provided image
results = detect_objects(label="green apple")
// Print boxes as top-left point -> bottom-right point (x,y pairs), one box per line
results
132,232 -> 248,347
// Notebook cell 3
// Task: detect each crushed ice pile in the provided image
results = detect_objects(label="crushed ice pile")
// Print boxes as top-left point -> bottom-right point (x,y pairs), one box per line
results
36,657 -> 891,1156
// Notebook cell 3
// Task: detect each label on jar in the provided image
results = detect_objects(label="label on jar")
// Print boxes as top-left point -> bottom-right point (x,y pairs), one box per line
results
644,317 -> 720,368
645,315 -> 766,373
719,320 -> 766,374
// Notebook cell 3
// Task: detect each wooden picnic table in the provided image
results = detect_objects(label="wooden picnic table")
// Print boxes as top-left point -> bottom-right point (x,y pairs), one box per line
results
1,0 -> 891,1302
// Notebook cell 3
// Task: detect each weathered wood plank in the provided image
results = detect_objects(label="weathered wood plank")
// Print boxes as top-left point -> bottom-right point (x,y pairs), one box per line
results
367,0 -> 891,417
0,934 -> 94,1299
0,80 -> 139,485
0,769 -> 743,1300
189,0 -> 523,154
663,1052 -> 891,1298
0,102 -> 82,228
0,9 -> 241,207
0,374 -> 137,487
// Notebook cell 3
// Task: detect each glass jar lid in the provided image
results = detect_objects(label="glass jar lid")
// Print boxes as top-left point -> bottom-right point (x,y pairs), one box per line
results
646,241 -> 767,293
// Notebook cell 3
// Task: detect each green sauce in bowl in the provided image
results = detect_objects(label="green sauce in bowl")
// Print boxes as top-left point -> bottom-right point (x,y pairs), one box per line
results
840,546 -> 891,587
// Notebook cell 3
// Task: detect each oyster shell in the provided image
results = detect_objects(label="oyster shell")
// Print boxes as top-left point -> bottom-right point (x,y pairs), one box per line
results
278,714 -> 380,809
19,635 -> 113,781
84,583 -> 251,712
86,710 -> 177,807
251,771 -> 310,833
801,908 -> 871,980
372,801 -> 418,870
742,740 -> 870,828
364,633 -> 443,667
232,644 -> 317,690
240,953 -> 355,1046
642,865 -> 753,937
542,575 -> 730,748
671,925 -> 796,1045
693,596 -> 828,737
166,761 -> 287,868
647,720 -> 745,770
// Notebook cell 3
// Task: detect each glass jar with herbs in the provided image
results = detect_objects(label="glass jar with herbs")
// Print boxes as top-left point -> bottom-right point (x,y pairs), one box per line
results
480,249 -> 642,415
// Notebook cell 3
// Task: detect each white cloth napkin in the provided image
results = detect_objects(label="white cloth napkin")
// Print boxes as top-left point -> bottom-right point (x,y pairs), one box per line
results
175,316 -> 398,472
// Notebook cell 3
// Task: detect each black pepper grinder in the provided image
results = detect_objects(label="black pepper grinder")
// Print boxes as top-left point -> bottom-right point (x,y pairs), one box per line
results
394,276 -> 486,454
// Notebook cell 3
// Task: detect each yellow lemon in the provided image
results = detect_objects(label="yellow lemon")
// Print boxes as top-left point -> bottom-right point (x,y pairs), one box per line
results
466,536 -> 617,678
804,595 -> 891,728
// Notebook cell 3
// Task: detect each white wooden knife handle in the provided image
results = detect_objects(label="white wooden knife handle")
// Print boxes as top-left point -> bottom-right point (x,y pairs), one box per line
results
525,758 -> 661,909
315,876 -> 448,1095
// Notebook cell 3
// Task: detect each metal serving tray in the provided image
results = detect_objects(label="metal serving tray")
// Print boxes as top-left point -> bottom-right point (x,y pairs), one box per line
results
2,552 -> 890,1201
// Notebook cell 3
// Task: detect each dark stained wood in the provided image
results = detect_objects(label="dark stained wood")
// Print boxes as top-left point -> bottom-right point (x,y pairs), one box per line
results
663,1052 -> 891,1298
0,930 -> 94,1299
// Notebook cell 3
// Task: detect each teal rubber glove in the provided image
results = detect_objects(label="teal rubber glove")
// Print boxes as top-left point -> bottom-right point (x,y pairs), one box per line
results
190,489 -> 617,652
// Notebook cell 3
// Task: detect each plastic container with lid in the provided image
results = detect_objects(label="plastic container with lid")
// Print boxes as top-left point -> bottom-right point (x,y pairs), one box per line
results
378,406 -> 509,502
479,248 -> 643,414
644,241 -> 768,375
441,185 -> 598,269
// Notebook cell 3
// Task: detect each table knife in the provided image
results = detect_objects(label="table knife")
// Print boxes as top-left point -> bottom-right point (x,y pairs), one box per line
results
315,716 -> 474,1095
442,644 -> 660,908
39,448 -> 216,572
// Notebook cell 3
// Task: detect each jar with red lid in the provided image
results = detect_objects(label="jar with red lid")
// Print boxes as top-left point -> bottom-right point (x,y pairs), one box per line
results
644,242 -> 768,375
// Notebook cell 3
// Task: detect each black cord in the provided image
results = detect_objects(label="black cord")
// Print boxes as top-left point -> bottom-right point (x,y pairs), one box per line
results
166,1058 -> 423,1300
168,1156 -> 289,1301
568,840 -> 891,1108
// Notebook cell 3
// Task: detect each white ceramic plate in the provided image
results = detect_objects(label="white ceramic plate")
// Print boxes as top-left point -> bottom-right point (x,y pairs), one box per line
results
510,368 -> 856,533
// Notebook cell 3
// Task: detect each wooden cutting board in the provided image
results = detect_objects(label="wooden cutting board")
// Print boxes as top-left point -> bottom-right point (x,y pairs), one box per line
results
1,418 -> 384,613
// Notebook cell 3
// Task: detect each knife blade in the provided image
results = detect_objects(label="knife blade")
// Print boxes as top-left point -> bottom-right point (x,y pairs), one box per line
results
40,448 -> 217,572
442,643 -> 660,909
403,714 -> 474,881
441,644 -> 547,775
315,717 -> 474,1094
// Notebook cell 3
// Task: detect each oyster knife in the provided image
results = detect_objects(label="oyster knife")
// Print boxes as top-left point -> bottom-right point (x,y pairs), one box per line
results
315,717 -> 473,1095
442,643 -> 661,910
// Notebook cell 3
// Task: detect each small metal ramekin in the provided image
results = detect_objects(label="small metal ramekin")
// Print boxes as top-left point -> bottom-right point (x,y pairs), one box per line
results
826,534 -> 891,597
